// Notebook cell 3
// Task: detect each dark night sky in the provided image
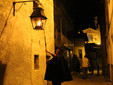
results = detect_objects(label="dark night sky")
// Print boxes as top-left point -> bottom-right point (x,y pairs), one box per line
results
61,0 -> 101,31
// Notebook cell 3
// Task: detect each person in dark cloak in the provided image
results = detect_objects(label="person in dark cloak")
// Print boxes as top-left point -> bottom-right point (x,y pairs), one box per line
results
44,48 -> 73,85
72,54 -> 80,73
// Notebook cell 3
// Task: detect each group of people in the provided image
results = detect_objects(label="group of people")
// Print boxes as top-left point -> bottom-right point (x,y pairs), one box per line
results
72,54 -> 89,79
72,54 -> 100,79
44,47 -> 100,85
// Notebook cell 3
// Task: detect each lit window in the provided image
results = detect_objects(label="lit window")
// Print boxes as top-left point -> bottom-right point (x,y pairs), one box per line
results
87,35 -> 93,42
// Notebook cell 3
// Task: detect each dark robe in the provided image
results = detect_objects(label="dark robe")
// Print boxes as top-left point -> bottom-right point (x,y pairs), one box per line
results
44,54 -> 73,82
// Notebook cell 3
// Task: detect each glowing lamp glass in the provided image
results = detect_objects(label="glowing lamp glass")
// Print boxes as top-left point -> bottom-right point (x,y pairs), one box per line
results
31,17 -> 43,29
30,7 -> 47,30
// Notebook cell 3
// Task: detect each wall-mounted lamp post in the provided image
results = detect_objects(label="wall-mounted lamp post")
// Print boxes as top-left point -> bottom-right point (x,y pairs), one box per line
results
13,0 -> 47,30
30,7 -> 47,29
13,0 -> 38,16
13,0 -> 48,55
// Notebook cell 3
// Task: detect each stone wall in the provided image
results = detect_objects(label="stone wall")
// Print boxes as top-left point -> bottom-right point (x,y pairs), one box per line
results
0,0 -> 54,85
105,0 -> 113,82
74,38 -> 85,59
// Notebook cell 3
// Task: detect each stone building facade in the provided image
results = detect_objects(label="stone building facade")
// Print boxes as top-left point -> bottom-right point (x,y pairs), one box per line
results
0,0 -> 54,85
105,0 -> 113,83
73,38 -> 86,59
54,1 -> 74,69
54,1 -> 74,49
83,26 -> 101,45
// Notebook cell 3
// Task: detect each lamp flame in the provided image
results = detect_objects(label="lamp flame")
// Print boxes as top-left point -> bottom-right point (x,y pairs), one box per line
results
37,20 -> 42,26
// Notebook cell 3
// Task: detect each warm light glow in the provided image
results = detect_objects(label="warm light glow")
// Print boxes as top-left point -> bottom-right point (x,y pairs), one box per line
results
37,20 -> 42,26
96,42 -> 101,45
78,31 -> 80,34
31,17 -> 44,29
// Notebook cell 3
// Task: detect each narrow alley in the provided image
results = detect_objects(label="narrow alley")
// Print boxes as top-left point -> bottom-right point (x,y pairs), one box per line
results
0,0 -> 113,85
62,71 -> 112,85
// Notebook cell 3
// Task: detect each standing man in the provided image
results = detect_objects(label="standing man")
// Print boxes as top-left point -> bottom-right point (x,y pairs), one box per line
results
44,48 -> 73,85
82,55 -> 89,79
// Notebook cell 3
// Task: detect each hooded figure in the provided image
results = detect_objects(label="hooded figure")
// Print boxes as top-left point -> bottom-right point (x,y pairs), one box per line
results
45,48 -> 73,85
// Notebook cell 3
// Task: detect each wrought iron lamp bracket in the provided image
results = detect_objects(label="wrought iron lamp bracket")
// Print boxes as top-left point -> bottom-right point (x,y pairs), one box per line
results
13,0 -> 39,16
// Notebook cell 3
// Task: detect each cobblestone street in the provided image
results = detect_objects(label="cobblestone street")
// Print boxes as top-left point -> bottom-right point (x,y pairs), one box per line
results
62,72 -> 112,85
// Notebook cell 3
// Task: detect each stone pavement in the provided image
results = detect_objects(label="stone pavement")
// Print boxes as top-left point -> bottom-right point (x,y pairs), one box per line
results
62,72 -> 112,85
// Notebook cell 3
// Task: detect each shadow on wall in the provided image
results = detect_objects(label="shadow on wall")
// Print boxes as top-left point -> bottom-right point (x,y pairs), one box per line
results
0,61 -> 7,85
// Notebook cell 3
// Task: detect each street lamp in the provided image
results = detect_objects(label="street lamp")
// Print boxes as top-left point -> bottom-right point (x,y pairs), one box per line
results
13,0 -> 47,30
30,7 -> 47,29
